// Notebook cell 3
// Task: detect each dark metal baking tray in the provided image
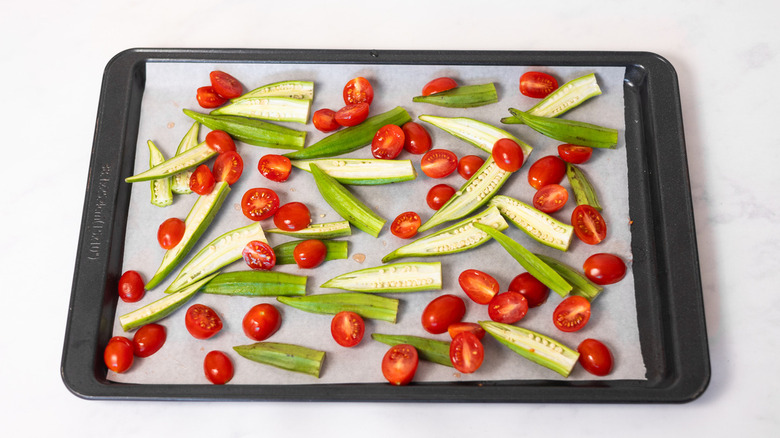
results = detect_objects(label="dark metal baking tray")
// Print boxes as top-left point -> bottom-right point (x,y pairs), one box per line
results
61,48 -> 709,402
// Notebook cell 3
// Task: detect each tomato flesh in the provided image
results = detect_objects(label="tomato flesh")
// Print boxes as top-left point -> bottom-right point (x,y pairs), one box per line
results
196,86 -> 227,108
343,77 -> 374,105
371,124 -> 405,159
457,155 -> 485,179
487,291 -> 528,324
381,344 -> 418,385
190,164 -> 216,195
293,239 -> 328,269
273,202 -> 311,231
258,154 -> 292,182
390,211 -> 421,239
571,205 -> 607,245
331,311 -> 365,347
185,304 -> 223,339
242,240 -> 276,270
422,77 -> 458,96
558,144 -> 593,164
205,130 -> 236,154
450,331 -> 484,374
447,322 -> 486,340
492,138 -> 524,172
118,270 -> 145,303
212,150 -> 243,185
528,155 -> 566,189
209,70 -> 243,99
204,351 -> 234,385
458,269 -> 499,305
313,108 -> 341,132
508,272 -> 550,308
577,338 -> 614,376
519,71 -> 559,98
132,323 -> 166,358
242,303 -> 282,341
421,294 -> 466,334
583,253 -> 627,285
426,184 -> 455,210
104,337 -> 134,373
553,296 -> 591,332
241,188 -> 280,221
533,184 -> 569,213
401,122 -> 432,154
421,149 -> 458,178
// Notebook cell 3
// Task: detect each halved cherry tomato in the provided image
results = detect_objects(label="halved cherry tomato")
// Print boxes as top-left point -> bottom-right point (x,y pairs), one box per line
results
343,77 -> 374,105
458,269 -> 499,305
258,154 -> 292,182
212,150 -> 243,185
293,239 -> 327,269
273,202 -> 311,231
450,331 -> 484,374
203,351 -> 234,385
422,77 -> 458,96
447,322 -> 486,340
242,303 -> 281,341
553,296 -> 591,332
242,240 -> 276,270
241,188 -> 280,221
118,270 -> 145,303
381,344 -> 418,385
185,304 -> 223,339
390,211 -> 421,239
190,164 -> 215,195
528,155 -> 567,189
492,138 -> 524,172
583,253 -> 627,285
577,338 -> 614,376
421,149 -> 458,178
401,122 -> 432,154
313,108 -> 341,132
196,86 -> 227,108
508,272 -> 549,308
426,184 -> 455,210
209,70 -> 243,99
421,294 -> 466,334
571,205 -> 607,245
335,102 -> 370,127
205,130 -> 236,154
371,124 -> 405,159
487,291 -> 528,324
132,323 -> 166,358
331,311 -> 365,347
533,184 -> 569,213
519,71 -> 559,98
457,155 -> 485,179
104,336 -> 134,373
557,144 -> 593,164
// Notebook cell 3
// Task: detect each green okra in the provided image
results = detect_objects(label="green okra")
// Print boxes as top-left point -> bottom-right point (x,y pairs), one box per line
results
237,80 -> 314,100
501,73 -> 602,124
412,83 -> 498,108
321,262 -> 442,293
233,342 -> 325,378
125,143 -> 217,183
211,96 -> 311,124
266,221 -> 352,239
566,163 -> 602,211
202,271 -> 307,297
272,239 -> 348,265
277,292 -> 399,323
418,114 -> 533,156
371,333 -> 453,367
290,158 -> 416,185
508,108 -> 618,149
147,140 -> 173,207
480,321 -> 579,377
488,195 -> 574,251
183,109 -> 306,150
534,253 -> 604,301
171,121 -> 201,194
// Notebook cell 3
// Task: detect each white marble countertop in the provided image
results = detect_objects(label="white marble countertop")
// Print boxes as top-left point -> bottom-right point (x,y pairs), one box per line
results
1,1 -> 776,436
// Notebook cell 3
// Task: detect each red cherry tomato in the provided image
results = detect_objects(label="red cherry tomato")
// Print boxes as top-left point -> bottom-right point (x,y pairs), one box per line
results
196,86 -> 227,108
313,108 -> 341,132
205,130 -> 236,154
421,294 -> 466,334
258,154 -> 292,182
209,70 -> 243,99
371,124 -> 405,159
508,272 -> 550,308
331,311 -> 365,347
184,304 -> 223,339
401,122 -> 432,154
343,77 -> 374,105
293,239 -> 328,269
528,155 -> 567,189
583,253 -> 627,285
422,77 -> 458,96
190,164 -> 215,195
242,303 -> 282,341
203,351 -> 234,385
519,71 -> 559,98
421,149 -> 458,178
533,184 -> 569,213
458,269 -> 499,305
104,336 -> 134,373
450,331 -> 484,374
557,144 -> 593,164
212,151 -> 243,185
488,291 -> 529,324
571,205 -> 607,245
242,240 -> 276,270
457,155 -> 485,179
553,296 -> 591,332
390,211 -> 421,239
381,344 -> 418,386
447,322 -> 486,340
335,102 -> 370,126
241,188 -> 280,221
132,323 -> 166,358
273,202 -> 311,231
118,270 -> 145,303
492,138 -> 524,172
426,184 -> 455,210
577,338 -> 614,376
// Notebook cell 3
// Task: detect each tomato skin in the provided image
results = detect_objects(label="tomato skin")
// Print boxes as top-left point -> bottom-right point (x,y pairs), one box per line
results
273,202 -> 311,231
242,240 -> 276,270
205,130 -> 236,154
212,151 -> 243,185
421,149 -> 458,178
457,155 -> 485,179
390,211 -> 421,239
343,77 -> 374,105
242,303 -> 282,341
533,184 -> 569,213
190,164 -> 216,195
557,144 -> 593,164
401,122 -> 432,154
293,239 -> 328,269
241,188 -> 280,221
335,102 -> 370,127
487,291 -> 528,324
118,270 -> 145,303
132,323 -> 166,358
450,331 -> 484,374
313,108 -> 341,132
458,269 -> 499,305
381,344 -> 418,385
422,77 -> 458,96
209,70 -> 243,99
421,294 -> 466,334
371,124 -> 405,159
448,322 -> 486,340
492,138 -> 524,172
104,337 -> 134,373
583,253 -> 627,285
185,304 -> 223,340
519,71 -> 559,98
331,311 -> 365,347
196,86 -> 227,108
571,205 -> 607,245
258,154 -> 292,182
508,272 -> 550,308
203,351 -> 234,385
426,184 -> 455,210
528,155 -> 566,189
553,296 -> 591,332
577,338 -> 614,376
